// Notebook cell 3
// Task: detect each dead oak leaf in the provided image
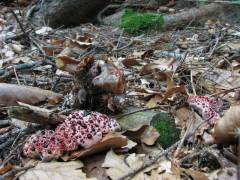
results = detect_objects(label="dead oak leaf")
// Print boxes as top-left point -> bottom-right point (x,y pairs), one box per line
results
19,161 -> 96,180
62,133 -> 128,161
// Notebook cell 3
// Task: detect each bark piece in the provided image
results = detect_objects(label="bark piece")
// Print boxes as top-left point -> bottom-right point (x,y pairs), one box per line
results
8,102 -> 65,125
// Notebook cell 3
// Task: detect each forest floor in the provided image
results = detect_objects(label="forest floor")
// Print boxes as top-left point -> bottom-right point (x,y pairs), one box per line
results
0,2 -> 240,180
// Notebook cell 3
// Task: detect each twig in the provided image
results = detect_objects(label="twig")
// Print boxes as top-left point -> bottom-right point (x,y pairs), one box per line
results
185,0 -> 240,5
174,112 -> 194,157
238,136 -> 240,180
112,38 -> 134,52
2,164 -> 35,179
113,29 -> 124,51
118,120 -> 208,180
210,85 -> 240,97
0,120 -> 11,127
0,61 -> 43,79
115,105 -> 168,119
9,8 -> 29,41
208,36 -> 219,58
2,142 -> 24,166
97,4 -> 123,23
180,144 -> 217,166
13,66 -> 21,85
190,69 -> 197,95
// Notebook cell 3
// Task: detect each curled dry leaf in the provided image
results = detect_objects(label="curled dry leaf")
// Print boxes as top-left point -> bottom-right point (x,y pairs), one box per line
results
56,56 -> 79,74
62,133 -> 128,161
213,105 -> 240,144
76,56 -> 95,72
146,77 -> 187,108
92,61 -> 125,94
140,126 -> 160,146
0,83 -> 63,106
70,34 -> 96,49
123,125 -> 159,146
140,57 -> 178,76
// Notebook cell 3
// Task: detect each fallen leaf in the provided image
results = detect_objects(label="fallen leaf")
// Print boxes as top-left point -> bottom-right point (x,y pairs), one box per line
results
195,68 -> 240,90
82,154 -> 108,180
10,43 -> 23,54
56,56 -> 80,74
19,161 -> 95,180
0,83 -> 63,106
35,27 -> 53,35
121,58 -> 140,68
140,58 -> 178,76
209,167 -> 237,180
92,61 -> 125,94
213,105 -> 240,144
180,168 -> 208,180
123,125 -> 159,145
116,107 -> 159,130
0,163 -> 13,175
140,126 -> 160,145
62,133 -> 128,161
146,94 -> 163,108
102,150 -> 178,180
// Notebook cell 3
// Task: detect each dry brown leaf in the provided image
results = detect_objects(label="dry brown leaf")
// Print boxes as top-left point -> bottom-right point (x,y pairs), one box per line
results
92,62 -> 125,94
140,126 -> 160,146
140,58 -> 178,76
102,150 -> 177,180
146,95 -> 163,108
69,34 -> 95,49
175,107 -> 208,143
82,154 -> 108,180
162,85 -> 187,102
179,168 -> 208,180
123,125 -> 159,145
0,83 -> 63,106
146,83 -> 187,108
43,47 -> 63,56
213,105 -> 240,144
62,133 -> 128,161
0,163 -> 13,175
56,56 -> 80,74
121,58 -> 140,68
19,161 -> 96,180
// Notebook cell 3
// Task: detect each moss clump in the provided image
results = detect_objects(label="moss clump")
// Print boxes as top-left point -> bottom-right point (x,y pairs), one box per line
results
151,112 -> 180,149
119,9 -> 164,34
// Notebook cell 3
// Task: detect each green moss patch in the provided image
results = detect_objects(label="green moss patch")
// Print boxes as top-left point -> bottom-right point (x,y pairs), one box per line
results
151,112 -> 180,149
119,9 -> 164,34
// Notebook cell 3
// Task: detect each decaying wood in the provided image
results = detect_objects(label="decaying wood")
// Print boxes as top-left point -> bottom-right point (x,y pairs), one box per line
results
0,83 -> 63,106
163,3 -> 225,29
104,3 -> 227,29
29,0 -> 111,27
8,102 -> 66,125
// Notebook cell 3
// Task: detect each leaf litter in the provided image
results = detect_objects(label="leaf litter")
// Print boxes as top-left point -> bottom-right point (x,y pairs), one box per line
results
0,1 -> 240,180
